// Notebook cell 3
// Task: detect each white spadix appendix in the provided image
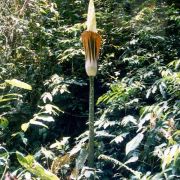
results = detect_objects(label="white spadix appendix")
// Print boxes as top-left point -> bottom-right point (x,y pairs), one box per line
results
81,0 -> 101,77
81,0 -> 102,169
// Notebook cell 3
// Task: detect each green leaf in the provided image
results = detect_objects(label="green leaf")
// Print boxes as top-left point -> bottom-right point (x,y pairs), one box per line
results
16,152 -> 34,169
0,146 -> 9,161
5,79 -> 32,90
16,152 -> 59,180
0,97 -> 18,103
126,133 -> 144,155
0,117 -> 9,129
0,93 -> 21,103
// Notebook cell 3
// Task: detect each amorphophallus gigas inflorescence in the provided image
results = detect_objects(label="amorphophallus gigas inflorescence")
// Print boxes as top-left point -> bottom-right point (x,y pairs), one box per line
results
81,0 -> 101,77
81,0 -> 102,168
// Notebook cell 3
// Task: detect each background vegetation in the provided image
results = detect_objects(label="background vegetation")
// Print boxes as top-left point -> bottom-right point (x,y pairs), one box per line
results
0,0 -> 179,179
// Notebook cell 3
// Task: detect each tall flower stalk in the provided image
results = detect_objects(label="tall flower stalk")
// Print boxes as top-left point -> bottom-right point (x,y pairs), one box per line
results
81,0 -> 101,167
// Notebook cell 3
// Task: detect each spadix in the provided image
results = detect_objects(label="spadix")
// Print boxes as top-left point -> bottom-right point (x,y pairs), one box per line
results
87,0 -> 97,32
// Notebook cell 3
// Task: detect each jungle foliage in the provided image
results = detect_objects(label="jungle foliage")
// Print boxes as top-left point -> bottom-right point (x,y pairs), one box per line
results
0,0 -> 179,179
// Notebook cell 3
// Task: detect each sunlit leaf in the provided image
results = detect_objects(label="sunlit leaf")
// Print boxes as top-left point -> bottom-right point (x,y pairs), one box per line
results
126,133 -> 144,155
41,92 -> 53,103
5,79 -> 32,90
16,152 -> 59,180
29,119 -> 48,128
21,123 -> 30,132
110,133 -> 129,144
0,97 -> 18,103
36,115 -> 54,122
121,115 -> 137,126
41,147 -> 54,159
125,156 -> 138,164
50,137 -> 69,149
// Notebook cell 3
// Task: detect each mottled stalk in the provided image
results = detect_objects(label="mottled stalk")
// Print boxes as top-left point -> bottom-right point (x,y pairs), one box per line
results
88,76 -> 95,168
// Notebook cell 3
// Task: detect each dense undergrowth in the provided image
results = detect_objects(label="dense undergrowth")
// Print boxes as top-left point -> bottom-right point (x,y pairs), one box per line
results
0,0 -> 179,179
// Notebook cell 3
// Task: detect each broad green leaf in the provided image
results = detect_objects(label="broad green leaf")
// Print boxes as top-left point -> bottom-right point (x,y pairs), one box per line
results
5,79 -> 32,90
126,133 -> 144,155
16,152 -> 34,168
16,152 -> 59,180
